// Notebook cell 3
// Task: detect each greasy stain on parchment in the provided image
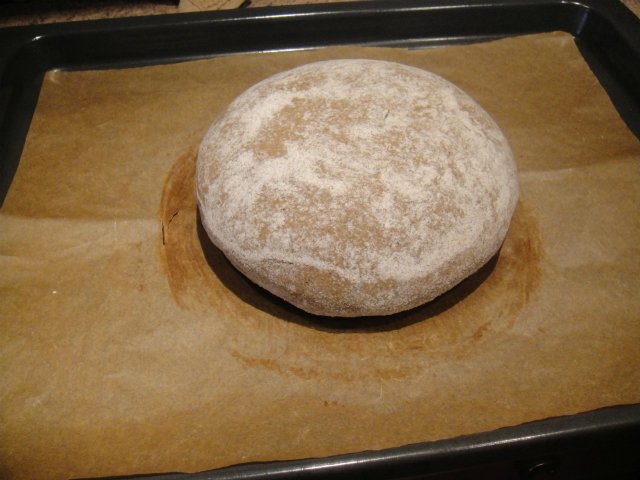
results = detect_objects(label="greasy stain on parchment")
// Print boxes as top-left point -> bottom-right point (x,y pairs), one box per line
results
158,149 -> 543,382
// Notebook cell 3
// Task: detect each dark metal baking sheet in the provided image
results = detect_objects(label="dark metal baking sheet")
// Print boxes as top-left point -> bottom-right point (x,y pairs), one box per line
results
1,1 -> 639,479
88,404 -> 640,479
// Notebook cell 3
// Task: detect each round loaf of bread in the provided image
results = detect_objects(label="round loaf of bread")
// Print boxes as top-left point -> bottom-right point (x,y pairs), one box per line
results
196,59 -> 518,317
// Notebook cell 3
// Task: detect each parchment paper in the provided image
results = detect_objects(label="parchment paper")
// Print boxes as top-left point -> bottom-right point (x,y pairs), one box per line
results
1,32 -> 639,480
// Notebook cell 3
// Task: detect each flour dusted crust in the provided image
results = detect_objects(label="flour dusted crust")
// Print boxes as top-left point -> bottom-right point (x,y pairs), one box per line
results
196,59 -> 519,317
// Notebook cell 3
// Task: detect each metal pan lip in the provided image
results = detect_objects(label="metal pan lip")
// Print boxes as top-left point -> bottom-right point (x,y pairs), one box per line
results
0,1 -> 638,478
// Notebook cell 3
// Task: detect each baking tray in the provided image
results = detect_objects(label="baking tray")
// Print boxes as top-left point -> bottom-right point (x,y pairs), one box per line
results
0,0 -> 639,479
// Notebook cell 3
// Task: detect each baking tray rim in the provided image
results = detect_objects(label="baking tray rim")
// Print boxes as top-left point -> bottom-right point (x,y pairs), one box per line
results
0,0 -> 639,478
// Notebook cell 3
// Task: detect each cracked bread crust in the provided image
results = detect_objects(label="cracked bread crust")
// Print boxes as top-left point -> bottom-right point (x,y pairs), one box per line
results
196,59 -> 518,317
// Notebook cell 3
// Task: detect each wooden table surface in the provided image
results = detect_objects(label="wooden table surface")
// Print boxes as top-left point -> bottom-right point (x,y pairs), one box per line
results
0,0 -> 638,26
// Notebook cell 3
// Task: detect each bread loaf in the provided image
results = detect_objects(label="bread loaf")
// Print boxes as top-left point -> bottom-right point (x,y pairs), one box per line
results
196,59 -> 518,317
